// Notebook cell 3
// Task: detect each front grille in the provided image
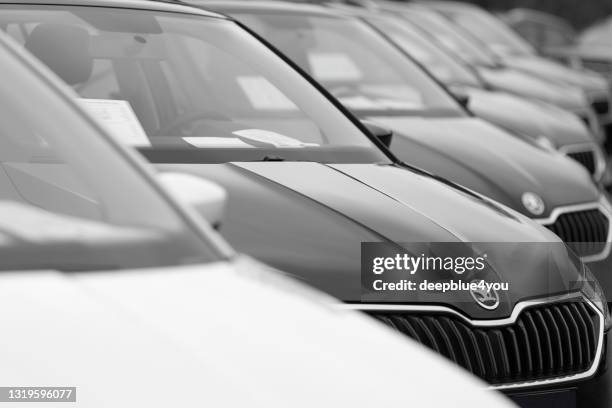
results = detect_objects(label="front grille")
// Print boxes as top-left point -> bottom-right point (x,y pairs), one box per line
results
544,209 -> 609,257
592,99 -> 610,115
566,150 -> 597,175
371,301 -> 600,385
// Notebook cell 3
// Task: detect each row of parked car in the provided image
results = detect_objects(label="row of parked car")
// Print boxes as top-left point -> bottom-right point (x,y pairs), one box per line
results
1,0 -> 611,406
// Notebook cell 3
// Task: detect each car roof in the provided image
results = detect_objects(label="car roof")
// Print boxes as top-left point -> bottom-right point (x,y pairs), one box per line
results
0,0 -> 228,19
187,0 -> 342,18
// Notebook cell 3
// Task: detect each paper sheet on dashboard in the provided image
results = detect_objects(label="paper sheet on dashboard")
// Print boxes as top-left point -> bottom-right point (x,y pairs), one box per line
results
233,129 -> 319,148
79,98 -> 151,147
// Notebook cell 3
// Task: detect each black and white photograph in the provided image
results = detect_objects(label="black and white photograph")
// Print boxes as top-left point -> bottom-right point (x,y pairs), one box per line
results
0,0 -> 611,406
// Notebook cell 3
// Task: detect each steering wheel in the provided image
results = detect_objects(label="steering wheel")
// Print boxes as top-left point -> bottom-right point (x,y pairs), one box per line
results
153,110 -> 231,137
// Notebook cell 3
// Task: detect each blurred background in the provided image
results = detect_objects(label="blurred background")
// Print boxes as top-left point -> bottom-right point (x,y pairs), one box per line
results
456,0 -> 611,30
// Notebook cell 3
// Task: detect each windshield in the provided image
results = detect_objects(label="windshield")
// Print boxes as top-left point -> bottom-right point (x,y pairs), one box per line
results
364,15 -> 482,88
400,8 -> 501,69
438,6 -> 536,57
232,12 -> 465,118
0,5 -> 389,164
0,34 -> 223,271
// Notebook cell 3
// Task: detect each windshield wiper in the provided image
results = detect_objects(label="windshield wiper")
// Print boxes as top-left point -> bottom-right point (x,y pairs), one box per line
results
261,155 -> 286,162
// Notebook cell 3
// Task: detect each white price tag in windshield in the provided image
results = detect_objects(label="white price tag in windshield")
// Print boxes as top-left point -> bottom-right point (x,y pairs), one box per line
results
237,77 -> 298,111
308,52 -> 362,81
79,99 -> 151,147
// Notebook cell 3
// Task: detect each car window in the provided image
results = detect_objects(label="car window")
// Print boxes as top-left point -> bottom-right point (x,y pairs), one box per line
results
233,12 -> 466,117
0,32 -> 224,271
401,8 -> 501,69
0,5 -> 389,164
442,8 -> 535,56
366,15 -> 482,88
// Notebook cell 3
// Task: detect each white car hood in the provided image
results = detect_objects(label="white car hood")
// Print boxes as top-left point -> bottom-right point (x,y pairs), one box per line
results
0,257 -> 513,407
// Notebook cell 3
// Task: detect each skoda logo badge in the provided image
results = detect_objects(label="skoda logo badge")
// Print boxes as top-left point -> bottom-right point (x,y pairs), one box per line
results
470,280 -> 500,310
521,192 -> 545,216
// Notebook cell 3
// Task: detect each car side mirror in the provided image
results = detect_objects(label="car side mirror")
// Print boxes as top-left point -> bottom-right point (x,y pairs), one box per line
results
156,172 -> 227,229
361,120 -> 393,148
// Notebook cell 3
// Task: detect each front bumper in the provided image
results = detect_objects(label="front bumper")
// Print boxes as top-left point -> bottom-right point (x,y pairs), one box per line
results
505,332 -> 610,408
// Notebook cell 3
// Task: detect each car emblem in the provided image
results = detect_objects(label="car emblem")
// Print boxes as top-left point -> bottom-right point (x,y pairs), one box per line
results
470,280 -> 500,310
521,192 -> 545,215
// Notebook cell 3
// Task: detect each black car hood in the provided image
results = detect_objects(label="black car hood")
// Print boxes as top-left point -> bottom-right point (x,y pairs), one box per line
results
503,55 -> 609,94
157,161 -> 579,319
462,87 -> 594,148
547,45 -> 612,82
364,116 -> 599,217
477,66 -> 588,111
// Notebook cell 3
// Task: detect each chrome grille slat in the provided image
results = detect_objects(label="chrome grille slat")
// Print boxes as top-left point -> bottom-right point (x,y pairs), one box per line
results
570,303 -> 592,363
577,303 -> 598,358
515,320 -> 534,376
560,304 -> 582,370
459,322 -> 486,376
523,313 -> 543,376
369,301 -> 600,385
442,317 -> 473,372
504,327 -> 522,378
544,208 -> 609,258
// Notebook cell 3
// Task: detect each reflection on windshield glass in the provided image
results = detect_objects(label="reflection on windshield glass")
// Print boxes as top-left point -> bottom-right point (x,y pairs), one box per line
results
0,5 -> 389,164
367,16 -> 482,88
0,201 -> 159,245
444,9 -> 535,56
235,13 -> 465,117
0,28 -> 221,271
402,9 -> 500,68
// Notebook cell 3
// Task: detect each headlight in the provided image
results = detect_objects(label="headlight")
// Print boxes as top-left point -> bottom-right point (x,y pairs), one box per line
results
533,135 -> 556,152
594,147 -> 607,182
580,263 -> 611,329
600,193 -> 612,215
